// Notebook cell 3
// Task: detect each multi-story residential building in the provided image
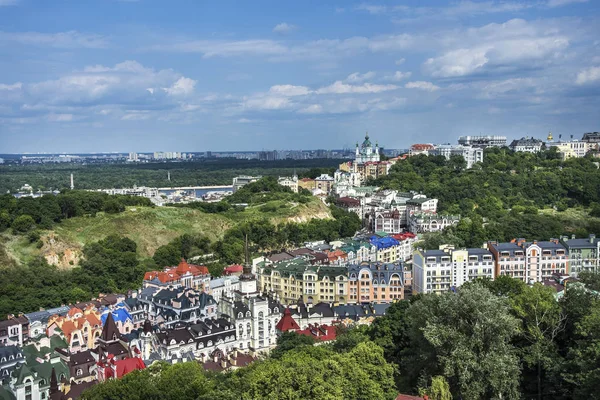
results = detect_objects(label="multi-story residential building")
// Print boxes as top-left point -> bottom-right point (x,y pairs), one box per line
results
208,276 -> 240,303
582,132 -> 600,143
348,262 -> 405,303
0,346 -> 25,382
143,260 -> 210,290
487,239 -> 568,283
314,174 -> 334,193
408,213 -> 460,233
413,247 -> 495,294
429,144 -> 484,169
277,175 -> 298,193
560,234 -> 599,274
552,140 -> 593,160
46,306 -> 102,353
298,178 -> 315,191
257,258 -> 349,304
458,135 -> 507,148
0,316 -> 28,347
370,236 -> 402,263
371,209 -> 402,234
154,318 -> 238,363
336,240 -> 378,264
100,307 -> 135,335
137,286 -> 217,328
25,306 -> 71,340
509,137 -> 543,153
391,233 -> 418,261
232,175 -> 261,192
409,144 -> 434,156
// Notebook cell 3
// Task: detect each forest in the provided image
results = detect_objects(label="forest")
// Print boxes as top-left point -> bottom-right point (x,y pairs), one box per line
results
80,275 -> 600,400
371,148 -> 600,248
0,158 -> 341,193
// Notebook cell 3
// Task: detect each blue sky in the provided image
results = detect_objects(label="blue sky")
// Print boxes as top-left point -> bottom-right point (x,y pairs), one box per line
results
0,0 -> 599,153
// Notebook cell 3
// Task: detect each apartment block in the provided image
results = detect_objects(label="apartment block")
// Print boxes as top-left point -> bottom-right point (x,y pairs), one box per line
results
412,247 -> 494,294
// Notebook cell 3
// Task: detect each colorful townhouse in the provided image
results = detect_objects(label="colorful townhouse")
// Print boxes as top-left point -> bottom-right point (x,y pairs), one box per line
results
257,258 -> 349,304
412,246 -> 495,294
46,306 -> 102,353
347,261 -> 405,303
143,259 -> 210,291
488,238 -> 569,282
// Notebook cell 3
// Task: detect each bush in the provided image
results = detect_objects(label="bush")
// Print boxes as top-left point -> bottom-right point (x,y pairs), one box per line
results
11,215 -> 36,234
103,199 -> 125,214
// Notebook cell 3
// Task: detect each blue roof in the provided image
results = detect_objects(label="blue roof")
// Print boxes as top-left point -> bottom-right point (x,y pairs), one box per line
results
101,308 -> 133,325
369,236 -> 400,249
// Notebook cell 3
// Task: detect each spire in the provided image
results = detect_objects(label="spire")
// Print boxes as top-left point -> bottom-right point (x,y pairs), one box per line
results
143,319 -> 152,334
240,233 -> 255,281
50,367 -> 59,394
547,131 -> 553,142
100,311 -> 120,343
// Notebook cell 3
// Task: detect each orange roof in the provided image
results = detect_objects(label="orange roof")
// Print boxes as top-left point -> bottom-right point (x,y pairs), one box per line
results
175,259 -> 190,274
85,313 -> 101,327
61,320 -> 77,339
67,307 -> 83,317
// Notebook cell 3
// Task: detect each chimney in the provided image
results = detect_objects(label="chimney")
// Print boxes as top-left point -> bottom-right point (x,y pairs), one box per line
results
590,234 -> 596,243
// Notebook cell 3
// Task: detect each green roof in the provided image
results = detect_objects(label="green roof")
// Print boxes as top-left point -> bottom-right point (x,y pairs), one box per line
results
0,386 -> 16,400
32,360 -> 69,383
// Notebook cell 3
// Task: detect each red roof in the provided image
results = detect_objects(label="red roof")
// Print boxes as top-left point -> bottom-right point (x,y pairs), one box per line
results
410,144 -> 434,150
275,308 -> 301,332
114,357 -> 146,378
392,232 -> 417,241
297,323 -> 337,342
224,265 -> 243,275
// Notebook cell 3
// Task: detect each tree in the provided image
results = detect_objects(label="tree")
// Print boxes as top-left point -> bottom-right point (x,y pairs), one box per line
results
103,199 -> 125,214
11,214 -> 36,233
420,376 -> 452,400
152,244 -> 181,268
511,284 -> 566,399
402,283 -> 521,399
270,331 -> 316,359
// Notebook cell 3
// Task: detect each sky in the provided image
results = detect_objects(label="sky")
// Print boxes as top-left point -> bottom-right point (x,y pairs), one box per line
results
0,0 -> 599,153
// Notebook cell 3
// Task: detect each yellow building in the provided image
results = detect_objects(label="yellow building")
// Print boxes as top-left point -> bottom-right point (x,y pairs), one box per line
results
258,258 -> 349,304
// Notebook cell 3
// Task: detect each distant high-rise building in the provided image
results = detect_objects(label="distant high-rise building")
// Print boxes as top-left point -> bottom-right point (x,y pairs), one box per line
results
429,145 -> 483,168
128,152 -> 139,162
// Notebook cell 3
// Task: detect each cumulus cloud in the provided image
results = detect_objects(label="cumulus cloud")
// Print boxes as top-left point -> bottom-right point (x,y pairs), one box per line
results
386,71 -> 412,81
346,71 -> 376,83
268,84 -> 311,96
316,81 -> 399,94
243,96 -> 291,110
423,19 -> 570,77
298,104 -> 323,114
395,58 -> 406,65
576,66 -> 600,85
163,77 -> 197,96
405,81 -> 440,91
273,23 -> 297,34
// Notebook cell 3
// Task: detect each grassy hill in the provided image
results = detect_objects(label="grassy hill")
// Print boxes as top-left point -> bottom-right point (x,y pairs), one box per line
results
1,197 -> 332,268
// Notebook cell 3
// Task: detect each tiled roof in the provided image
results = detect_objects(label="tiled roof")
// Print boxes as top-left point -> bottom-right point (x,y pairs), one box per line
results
275,308 -> 300,332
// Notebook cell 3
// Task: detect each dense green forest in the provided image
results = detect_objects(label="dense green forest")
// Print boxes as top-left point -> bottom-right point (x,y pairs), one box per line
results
81,276 -> 600,399
372,148 -> 600,248
0,158 -> 341,193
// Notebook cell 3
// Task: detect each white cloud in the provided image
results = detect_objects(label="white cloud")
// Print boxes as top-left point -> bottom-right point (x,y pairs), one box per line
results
243,96 -> 291,110
273,23 -> 297,34
547,0 -> 588,7
0,30 -> 108,48
424,19 -> 570,77
0,0 -> 19,6
576,66 -> 600,85
395,58 -> 406,65
164,77 -> 197,96
237,118 -> 254,123
153,39 -> 287,58
386,71 -> 412,81
405,81 -> 440,91
316,81 -> 399,94
0,82 -> 22,91
346,71 -> 376,83
268,84 -> 311,96
298,104 -> 323,114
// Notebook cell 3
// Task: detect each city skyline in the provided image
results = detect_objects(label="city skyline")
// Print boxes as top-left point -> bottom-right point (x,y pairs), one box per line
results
0,0 -> 599,153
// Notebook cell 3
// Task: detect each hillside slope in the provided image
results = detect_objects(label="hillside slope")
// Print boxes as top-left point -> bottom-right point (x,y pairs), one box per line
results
2,198 -> 333,268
